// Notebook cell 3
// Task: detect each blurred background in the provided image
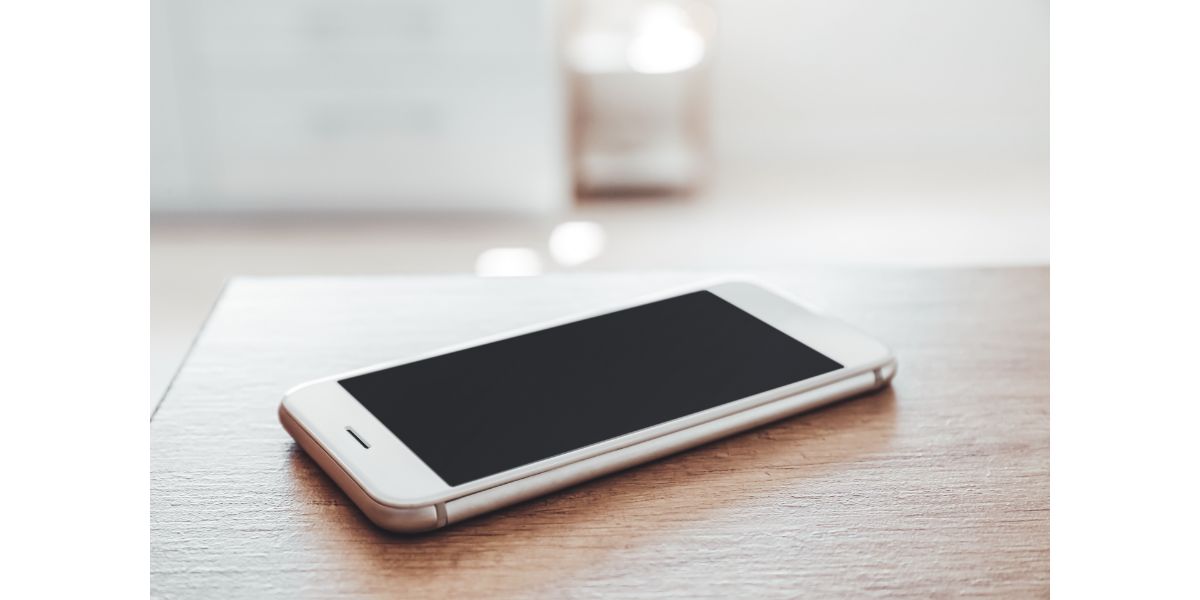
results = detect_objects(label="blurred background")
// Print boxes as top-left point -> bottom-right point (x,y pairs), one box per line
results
151,0 -> 1048,405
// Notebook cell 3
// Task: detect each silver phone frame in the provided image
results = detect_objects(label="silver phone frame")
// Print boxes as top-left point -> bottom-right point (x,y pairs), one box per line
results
280,278 -> 897,532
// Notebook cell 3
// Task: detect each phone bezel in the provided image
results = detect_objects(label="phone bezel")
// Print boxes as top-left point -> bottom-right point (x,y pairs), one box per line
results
281,278 -> 895,508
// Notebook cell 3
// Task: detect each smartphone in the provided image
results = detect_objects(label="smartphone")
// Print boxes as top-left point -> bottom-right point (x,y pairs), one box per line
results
280,279 -> 896,533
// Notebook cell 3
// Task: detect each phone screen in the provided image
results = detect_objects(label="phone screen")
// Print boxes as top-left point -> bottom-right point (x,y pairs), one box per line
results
339,291 -> 842,486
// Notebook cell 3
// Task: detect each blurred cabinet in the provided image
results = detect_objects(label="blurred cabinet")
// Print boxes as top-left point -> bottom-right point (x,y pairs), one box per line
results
152,0 -> 567,214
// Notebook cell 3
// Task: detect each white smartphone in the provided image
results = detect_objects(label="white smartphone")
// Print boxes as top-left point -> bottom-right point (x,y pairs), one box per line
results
280,279 -> 897,533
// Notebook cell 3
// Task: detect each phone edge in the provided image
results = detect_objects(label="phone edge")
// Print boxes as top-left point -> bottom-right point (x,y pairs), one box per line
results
281,358 -> 896,533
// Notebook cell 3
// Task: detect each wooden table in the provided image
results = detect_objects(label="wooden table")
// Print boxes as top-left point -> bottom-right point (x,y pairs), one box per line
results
151,268 -> 1049,598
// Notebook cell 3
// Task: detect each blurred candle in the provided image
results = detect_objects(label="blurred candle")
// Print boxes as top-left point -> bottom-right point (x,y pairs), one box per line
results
567,0 -> 714,195
549,221 -> 607,266
475,248 -> 543,277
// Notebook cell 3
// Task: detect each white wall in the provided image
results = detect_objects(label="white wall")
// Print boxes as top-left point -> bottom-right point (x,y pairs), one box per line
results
151,0 -> 567,214
709,0 -> 1048,164
152,0 -> 1047,211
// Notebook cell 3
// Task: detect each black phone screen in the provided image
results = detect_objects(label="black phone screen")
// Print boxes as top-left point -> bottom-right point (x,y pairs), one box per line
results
339,291 -> 842,486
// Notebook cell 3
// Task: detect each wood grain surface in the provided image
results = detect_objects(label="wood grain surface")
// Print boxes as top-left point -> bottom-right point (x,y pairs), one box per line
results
150,268 -> 1049,598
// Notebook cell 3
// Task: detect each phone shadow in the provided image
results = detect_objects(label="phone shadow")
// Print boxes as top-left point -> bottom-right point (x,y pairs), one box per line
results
286,386 -> 898,595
